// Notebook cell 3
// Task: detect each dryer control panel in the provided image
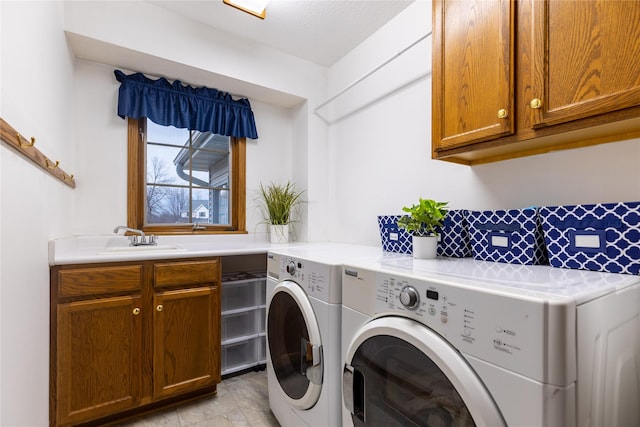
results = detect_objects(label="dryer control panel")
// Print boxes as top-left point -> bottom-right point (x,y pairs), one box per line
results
269,253 -> 342,304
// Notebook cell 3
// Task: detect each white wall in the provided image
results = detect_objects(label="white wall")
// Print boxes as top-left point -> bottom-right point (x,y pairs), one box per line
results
0,1 -> 76,425
326,1 -> 640,246
2,1 -> 317,424
470,139 -> 640,208
64,1 -> 324,103
71,60 -> 295,237
64,0 -> 331,242
2,1 -> 639,425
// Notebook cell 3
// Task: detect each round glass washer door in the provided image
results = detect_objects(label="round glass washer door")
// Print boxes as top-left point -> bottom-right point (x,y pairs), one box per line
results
343,316 -> 506,427
267,280 -> 323,410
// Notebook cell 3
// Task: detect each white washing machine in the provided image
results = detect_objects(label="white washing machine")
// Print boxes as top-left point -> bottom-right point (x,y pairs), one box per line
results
341,257 -> 640,427
266,244 -> 382,427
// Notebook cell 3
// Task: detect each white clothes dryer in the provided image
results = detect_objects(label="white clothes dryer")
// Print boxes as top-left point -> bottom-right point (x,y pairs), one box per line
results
266,244 -> 381,427
341,257 -> 640,427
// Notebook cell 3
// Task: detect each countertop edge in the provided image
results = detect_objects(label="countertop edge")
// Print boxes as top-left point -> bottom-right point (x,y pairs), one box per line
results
48,234 -> 309,266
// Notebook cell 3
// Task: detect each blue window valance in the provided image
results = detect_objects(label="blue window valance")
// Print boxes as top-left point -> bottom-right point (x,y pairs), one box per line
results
114,70 -> 258,139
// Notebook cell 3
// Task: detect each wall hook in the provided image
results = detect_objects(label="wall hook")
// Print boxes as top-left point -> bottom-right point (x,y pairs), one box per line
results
46,159 -> 59,169
16,133 -> 35,147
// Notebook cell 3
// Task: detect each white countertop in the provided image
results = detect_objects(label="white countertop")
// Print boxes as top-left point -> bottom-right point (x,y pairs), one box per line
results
48,234 -> 311,265
344,255 -> 640,305
49,235 -> 640,305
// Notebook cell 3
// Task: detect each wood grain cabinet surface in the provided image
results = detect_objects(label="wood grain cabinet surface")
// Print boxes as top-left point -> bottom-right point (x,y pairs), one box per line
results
432,0 -> 640,164
153,286 -> 220,399
55,295 -> 143,426
50,258 -> 221,427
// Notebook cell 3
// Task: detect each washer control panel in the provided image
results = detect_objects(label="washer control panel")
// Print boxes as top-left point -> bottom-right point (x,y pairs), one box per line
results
369,270 -> 572,384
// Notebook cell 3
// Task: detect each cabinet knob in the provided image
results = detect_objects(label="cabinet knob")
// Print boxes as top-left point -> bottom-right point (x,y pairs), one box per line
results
497,109 -> 508,119
156,304 -> 163,312
530,98 -> 542,109
132,307 -> 141,315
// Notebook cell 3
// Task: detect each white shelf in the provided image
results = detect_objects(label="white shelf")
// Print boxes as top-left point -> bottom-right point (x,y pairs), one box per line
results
221,304 -> 266,316
221,335 -> 266,376
220,271 -> 266,376
221,273 -> 266,312
222,332 -> 266,346
221,309 -> 265,342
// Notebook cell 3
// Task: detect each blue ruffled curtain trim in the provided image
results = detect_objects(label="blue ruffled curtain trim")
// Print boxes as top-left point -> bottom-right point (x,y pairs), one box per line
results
114,70 -> 258,139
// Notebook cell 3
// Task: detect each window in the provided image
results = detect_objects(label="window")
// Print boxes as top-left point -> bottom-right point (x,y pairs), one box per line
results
127,118 -> 246,234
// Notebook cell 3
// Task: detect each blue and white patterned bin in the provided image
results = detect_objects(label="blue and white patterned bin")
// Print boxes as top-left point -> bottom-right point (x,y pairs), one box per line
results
378,215 -> 412,254
379,210 -> 472,257
468,208 -> 548,265
539,201 -> 640,275
437,210 -> 472,258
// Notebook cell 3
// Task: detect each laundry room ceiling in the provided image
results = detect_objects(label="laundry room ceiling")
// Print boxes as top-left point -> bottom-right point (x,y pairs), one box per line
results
147,0 -> 415,67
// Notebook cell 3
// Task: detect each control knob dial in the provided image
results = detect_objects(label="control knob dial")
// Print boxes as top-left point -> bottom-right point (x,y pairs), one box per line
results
286,261 -> 296,275
399,286 -> 420,309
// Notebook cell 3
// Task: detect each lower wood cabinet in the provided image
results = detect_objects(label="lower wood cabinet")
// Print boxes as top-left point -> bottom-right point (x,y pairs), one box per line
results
50,258 -> 221,427
153,286 -> 219,399
55,295 -> 142,426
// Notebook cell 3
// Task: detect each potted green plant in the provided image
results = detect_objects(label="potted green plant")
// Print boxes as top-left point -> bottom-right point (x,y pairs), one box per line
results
258,181 -> 304,243
397,198 -> 448,259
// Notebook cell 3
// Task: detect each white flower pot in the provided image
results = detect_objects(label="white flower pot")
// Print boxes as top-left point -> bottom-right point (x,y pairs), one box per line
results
412,235 -> 438,259
270,224 -> 289,244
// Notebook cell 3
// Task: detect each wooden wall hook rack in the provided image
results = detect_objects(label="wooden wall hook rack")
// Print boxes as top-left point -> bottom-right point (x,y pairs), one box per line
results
0,117 -> 76,188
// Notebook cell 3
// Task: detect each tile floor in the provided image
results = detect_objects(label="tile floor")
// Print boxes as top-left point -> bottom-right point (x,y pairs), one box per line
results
118,369 -> 280,427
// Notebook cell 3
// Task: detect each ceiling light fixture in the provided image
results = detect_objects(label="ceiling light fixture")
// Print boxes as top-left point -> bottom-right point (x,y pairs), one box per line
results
223,0 -> 269,19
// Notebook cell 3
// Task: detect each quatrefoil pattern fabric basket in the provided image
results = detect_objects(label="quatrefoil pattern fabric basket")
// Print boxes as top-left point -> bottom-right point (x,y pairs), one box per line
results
539,201 -> 640,275
378,215 -> 412,254
468,208 -> 548,265
437,210 -> 472,257
378,211 -> 471,256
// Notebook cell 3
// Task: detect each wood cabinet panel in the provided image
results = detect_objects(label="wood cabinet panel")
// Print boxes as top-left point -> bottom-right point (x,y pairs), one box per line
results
433,0 -> 515,151
51,257 -> 221,426
154,260 -> 219,288
531,0 -> 640,127
153,286 -> 220,399
433,0 -> 640,164
56,295 -> 142,426
57,265 -> 142,297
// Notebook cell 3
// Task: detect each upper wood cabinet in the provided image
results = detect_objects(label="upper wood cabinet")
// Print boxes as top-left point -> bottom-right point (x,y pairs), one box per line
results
530,0 -> 640,127
432,0 -> 515,151
432,0 -> 640,164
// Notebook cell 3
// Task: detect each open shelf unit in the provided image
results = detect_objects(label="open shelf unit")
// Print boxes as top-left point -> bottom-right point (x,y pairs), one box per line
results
220,262 -> 266,376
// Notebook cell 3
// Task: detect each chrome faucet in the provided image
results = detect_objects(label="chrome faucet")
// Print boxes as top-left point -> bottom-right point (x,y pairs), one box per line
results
113,226 -> 145,237
113,226 -> 156,246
